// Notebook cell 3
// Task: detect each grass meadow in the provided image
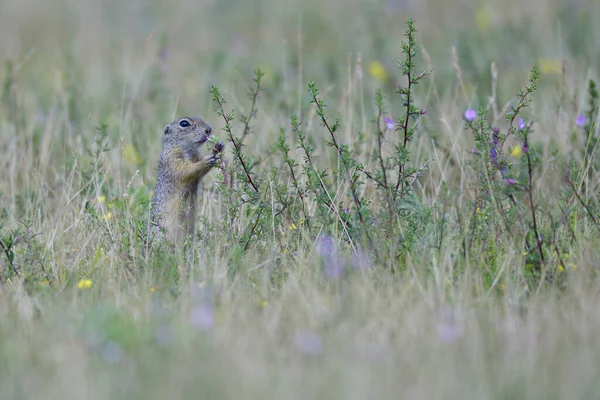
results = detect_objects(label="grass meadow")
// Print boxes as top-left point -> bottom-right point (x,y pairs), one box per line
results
1,0 -> 600,398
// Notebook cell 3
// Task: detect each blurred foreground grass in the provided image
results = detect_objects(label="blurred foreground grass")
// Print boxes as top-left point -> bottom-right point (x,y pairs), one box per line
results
1,0 -> 600,398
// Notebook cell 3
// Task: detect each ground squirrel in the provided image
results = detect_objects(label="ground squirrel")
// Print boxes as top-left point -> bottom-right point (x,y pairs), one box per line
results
150,116 -> 223,245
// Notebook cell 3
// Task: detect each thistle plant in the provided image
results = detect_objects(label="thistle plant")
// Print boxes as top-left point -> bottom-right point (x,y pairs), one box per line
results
463,67 -> 551,283
356,18 -> 431,259
394,18 -> 431,201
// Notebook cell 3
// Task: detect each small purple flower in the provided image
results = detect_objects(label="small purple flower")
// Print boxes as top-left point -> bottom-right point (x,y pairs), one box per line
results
507,178 -> 515,185
518,118 -> 526,130
295,331 -> 323,356
576,114 -> 586,127
317,234 -> 344,280
521,140 -> 527,153
14,235 -> 21,244
490,148 -> 498,161
420,108 -> 427,116
472,147 -> 478,154
436,307 -> 462,344
159,47 -> 168,61
190,304 -> 215,331
492,126 -> 500,146
385,117 -> 394,130
437,320 -> 462,344
464,109 -> 477,122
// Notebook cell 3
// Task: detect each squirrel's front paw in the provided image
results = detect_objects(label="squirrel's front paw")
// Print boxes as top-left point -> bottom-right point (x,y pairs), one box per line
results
213,141 -> 224,155
205,153 -> 221,168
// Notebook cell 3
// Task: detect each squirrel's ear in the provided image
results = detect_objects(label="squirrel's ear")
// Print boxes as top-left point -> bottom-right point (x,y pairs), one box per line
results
163,125 -> 171,134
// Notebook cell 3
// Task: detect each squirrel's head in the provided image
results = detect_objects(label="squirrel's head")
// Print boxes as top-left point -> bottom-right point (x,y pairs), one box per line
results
162,116 -> 213,156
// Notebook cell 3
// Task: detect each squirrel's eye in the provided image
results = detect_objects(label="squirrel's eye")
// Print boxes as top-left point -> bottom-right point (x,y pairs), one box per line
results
179,120 -> 191,128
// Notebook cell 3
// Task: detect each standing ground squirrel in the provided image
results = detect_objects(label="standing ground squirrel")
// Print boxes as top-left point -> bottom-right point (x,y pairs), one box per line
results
150,116 -> 224,245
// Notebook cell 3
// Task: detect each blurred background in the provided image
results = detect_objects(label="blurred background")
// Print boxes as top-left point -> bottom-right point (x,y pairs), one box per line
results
1,0 -> 597,117
0,0 -> 598,215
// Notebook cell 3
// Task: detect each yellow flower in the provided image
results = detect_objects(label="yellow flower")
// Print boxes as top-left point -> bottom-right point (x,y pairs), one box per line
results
103,212 -> 112,221
511,146 -> 522,157
558,264 -> 565,273
150,287 -> 156,293
97,195 -> 106,203
474,3 -> 492,33
368,61 -> 388,83
290,223 -> 297,230
261,300 -> 268,308
77,279 -> 92,289
476,207 -> 481,214
539,59 -> 561,75
124,143 -> 142,165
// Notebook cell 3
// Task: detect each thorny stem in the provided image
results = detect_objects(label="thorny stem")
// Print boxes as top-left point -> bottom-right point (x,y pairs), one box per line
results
277,129 -> 308,222
375,96 -> 396,234
396,66 -> 413,197
566,175 -> 600,232
241,69 -> 264,143
211,88 -> 259,193
500,67 -> 539,152
286,155 -> 308,221
309,83 -> 378,259
243,204 -> 265,251
523,132 -> 545,266
292,116 -> 334,211
0,240 -> 20,279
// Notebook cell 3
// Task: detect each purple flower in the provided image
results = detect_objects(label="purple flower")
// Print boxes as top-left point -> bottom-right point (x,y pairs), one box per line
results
436,307 -> 462,344
190,304 -> 215,331
295,331 -> 323,356
507,178 -> 515,185
518,118 -> 526,130
420,108 -> 427,116
472,147 -> 478,154
14,235 -> 21,244
576,114 -> 586,127
464,109 -> 477,122
492,126 -> 500,146
437,320 -> 462,344
385,117 -> 395,130
317,234 -> 344,280
159,47 -> 168,61
490,148 -> 498,161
